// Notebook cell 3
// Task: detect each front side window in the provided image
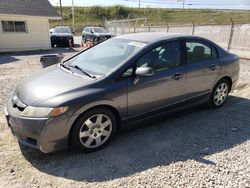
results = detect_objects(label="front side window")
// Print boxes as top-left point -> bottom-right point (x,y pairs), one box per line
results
1,21 -> 26,32
186,41 -> 217,63
136,41 -> 182,72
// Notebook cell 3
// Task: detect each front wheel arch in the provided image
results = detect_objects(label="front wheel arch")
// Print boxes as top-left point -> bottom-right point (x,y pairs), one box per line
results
68,106 -> 120,152
68,105 -> 121,145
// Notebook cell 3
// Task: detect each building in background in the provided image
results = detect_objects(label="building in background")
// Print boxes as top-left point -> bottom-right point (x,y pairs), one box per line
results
0,0 -> 60,52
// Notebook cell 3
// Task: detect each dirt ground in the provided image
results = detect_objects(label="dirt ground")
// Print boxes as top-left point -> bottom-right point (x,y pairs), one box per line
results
0,48 -> 249,187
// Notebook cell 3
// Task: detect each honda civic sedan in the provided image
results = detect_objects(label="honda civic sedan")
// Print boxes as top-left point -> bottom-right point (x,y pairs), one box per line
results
5,33 -> 239,153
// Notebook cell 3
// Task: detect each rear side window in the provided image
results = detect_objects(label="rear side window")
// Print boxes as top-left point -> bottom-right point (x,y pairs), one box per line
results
186,41 -> 217,64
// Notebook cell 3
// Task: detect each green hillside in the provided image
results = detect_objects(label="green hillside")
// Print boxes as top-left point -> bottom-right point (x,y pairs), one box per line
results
49,6 -> 250,33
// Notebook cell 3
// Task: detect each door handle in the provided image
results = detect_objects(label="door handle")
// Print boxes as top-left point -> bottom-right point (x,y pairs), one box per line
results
209,64 -> 217,71
173,73 -> 183,80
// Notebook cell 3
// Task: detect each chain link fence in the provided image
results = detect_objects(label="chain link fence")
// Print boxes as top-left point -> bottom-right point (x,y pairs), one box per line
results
105,18 -> 250,59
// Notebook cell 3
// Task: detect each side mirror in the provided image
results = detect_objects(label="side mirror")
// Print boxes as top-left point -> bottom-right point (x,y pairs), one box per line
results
135,67 -> 154,77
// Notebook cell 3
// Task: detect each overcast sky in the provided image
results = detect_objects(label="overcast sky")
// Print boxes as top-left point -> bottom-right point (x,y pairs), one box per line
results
48,0 -> 250,10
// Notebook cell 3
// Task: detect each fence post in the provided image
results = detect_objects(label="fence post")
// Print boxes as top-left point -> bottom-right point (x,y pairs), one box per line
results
148,26 -> 150,32
134,19 -> 138,33
114,21 -> 117,36
166,24 -> 169,33
122,21 -> 125,35
227,18 -> 235,51
192,20 -> 195,35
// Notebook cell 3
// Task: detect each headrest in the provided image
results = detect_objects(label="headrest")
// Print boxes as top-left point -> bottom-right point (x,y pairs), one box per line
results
193,46 -> 205,55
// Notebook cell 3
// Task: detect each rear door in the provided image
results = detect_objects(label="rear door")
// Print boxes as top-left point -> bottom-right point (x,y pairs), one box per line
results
184,40 -> 221,98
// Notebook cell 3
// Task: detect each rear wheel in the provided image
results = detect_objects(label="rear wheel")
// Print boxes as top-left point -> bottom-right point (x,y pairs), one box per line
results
69,108 -> 117,152
209,78 -> 230,108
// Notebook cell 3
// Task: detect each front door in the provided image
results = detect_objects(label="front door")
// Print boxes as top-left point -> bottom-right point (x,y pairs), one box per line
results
127,40 -> 186,117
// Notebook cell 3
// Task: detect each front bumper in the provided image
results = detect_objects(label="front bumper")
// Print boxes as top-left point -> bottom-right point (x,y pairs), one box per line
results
51,36 -> 73,46
4,101 -> 72,153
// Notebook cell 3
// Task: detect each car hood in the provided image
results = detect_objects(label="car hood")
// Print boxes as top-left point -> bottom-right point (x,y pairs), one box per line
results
51,33 -> 73,37
15,65 -> 95,106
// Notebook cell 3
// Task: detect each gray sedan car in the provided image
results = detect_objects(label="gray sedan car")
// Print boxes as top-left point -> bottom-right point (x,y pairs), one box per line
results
5,33 -> 239,153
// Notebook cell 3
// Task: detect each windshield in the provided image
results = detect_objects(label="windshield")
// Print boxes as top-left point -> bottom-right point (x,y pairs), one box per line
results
54,27 -> 71,33
66,38 -> 146,75
93,27 -> 107,33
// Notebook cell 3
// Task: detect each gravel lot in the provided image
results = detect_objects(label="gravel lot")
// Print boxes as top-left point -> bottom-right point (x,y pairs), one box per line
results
0,47 -> 249,188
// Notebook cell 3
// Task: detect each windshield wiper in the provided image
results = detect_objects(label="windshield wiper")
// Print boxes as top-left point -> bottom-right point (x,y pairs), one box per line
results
68,64 -> 96,79
59,63 -> 71,71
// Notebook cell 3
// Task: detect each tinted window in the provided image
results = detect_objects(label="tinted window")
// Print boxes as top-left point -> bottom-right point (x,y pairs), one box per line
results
1,21 -> 26,32
137,41 -> 182,72
186,41 -> 217,63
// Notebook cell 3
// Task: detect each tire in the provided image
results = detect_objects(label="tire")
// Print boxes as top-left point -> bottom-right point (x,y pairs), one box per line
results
51,42 -> 54,48
69,108 -> 117,152
82,36 -> 87,43
94,37 -> 98,44
209,78 -> 230,109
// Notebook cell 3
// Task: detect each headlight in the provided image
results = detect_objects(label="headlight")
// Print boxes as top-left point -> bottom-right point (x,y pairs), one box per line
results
21,106 -> 68,118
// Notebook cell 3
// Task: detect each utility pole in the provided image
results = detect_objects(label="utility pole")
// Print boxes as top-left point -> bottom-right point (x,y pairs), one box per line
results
72,0 -> 75,33
59,0 -> 64,26
139,0 -> 141,8
177,0 -> 185,9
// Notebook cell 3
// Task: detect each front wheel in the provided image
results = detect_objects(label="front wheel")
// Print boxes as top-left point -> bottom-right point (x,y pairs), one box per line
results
209,78 -> 230,108
93,37 -> 99,44
69,108 -> 117,152
82,36 -> 87,43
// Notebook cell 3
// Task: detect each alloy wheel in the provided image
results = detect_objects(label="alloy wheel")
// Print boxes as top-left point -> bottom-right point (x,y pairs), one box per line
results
79,114 -> 112,148
214,83 -> 229,106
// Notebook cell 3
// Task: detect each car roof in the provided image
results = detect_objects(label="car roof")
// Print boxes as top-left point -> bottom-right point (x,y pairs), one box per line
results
54,26 -> 70,29
115,32 -> 200,43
